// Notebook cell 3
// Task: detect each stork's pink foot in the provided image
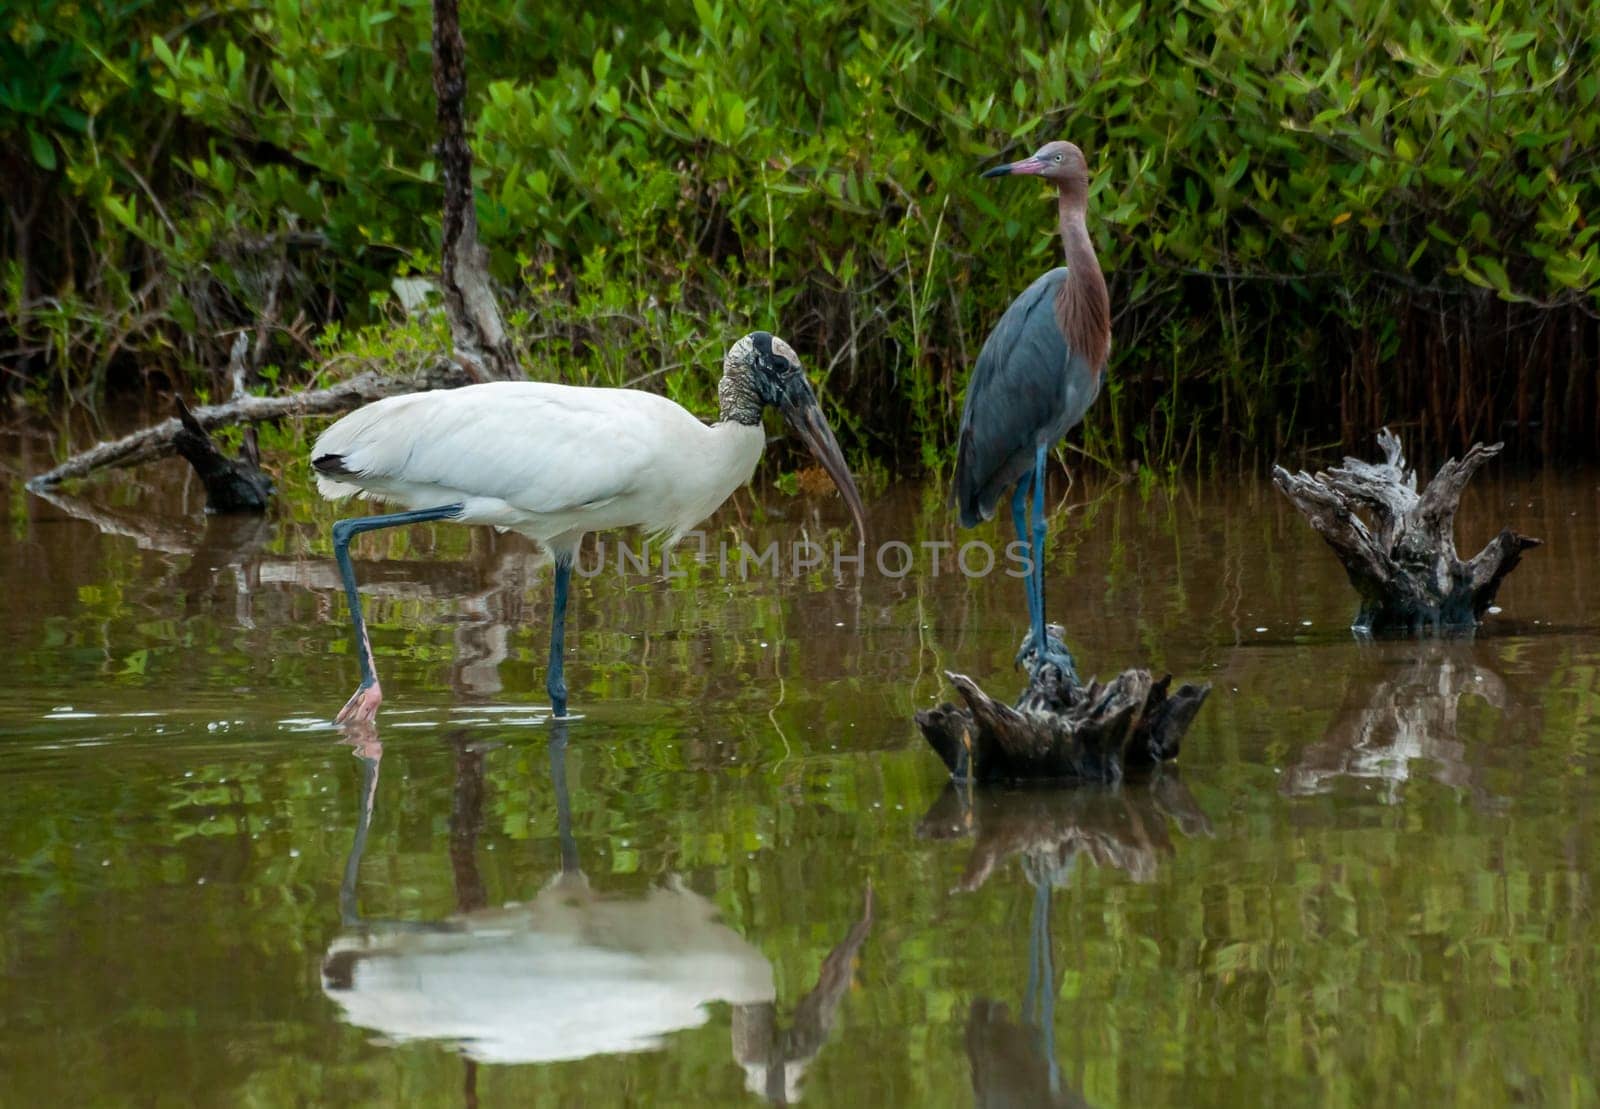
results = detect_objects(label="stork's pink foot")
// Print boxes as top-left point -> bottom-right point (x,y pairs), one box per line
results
335,681 -> 383,725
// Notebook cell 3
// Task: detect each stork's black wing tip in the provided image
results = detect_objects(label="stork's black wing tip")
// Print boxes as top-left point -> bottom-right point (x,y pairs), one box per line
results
312,453 -> 355,478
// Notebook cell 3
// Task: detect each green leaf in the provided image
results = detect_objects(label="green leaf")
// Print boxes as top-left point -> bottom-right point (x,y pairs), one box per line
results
1473,254 -> 1512,293
27,127 -> 56,171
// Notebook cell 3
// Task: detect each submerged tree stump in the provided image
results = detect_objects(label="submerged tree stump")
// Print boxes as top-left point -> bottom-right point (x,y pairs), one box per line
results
172,394 -> 275,513
1273,429 -> 1541,632
915,628 -> 1211,784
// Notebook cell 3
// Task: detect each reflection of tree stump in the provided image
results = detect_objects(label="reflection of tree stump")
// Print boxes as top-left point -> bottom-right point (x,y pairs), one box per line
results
1283,643 -> 1513,805
1272,429 -> 1540,631
923,778 -> 1210,1109
917,773 -> 1212,889
916,629 -> 1210,784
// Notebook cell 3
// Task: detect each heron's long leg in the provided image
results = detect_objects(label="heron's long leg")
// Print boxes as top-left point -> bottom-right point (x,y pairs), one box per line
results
1024,878 -> 1046,1025
1029,443 -> 1050,655
1035,880 -> 1061,1096
330,503 -> 463,722
1011,477 -> 1042,645
546,556 -> 573,719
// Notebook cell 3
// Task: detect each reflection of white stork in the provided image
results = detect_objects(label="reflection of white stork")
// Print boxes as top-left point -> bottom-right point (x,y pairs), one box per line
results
323,726 -> 871,1100
323,875 -> 775,1064
322,728 -> 772,1063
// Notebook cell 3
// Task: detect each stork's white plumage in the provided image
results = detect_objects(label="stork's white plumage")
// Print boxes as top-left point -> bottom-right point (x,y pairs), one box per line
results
313,381 -> 766,558
312,331 -> 865,724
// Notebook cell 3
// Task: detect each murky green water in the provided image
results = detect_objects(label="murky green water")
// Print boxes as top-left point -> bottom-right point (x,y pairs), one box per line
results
3,440 -> 1599,1106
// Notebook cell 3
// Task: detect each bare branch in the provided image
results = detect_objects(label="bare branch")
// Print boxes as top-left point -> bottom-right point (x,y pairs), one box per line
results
26,358 -> 467,490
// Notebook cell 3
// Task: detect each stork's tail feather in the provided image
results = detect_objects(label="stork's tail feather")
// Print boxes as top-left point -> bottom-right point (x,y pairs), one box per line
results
312,453 -> 355,478
312,452 -> 367,500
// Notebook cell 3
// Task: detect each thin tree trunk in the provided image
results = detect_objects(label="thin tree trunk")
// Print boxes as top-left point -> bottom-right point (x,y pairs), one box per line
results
432,0 -> 520,383
27,4 -> 519,492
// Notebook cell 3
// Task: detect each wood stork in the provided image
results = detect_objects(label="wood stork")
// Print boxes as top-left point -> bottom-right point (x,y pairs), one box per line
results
312,331 -> 866,722
954,141 -> 1110,680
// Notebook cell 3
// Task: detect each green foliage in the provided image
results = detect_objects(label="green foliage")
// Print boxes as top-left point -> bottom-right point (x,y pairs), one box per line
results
3,0 -> 1598,464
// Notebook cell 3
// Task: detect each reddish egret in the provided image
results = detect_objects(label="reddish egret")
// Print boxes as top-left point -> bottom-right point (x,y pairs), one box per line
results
955,140 -> 1110,677
312,332 -> 866,722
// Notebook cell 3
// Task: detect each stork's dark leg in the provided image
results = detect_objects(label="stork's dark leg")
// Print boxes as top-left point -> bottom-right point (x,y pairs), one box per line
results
546,555 -> 573,719
330,504 -> 464,723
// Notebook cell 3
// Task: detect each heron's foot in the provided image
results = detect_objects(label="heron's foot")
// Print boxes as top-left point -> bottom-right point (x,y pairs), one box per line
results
334,680 -> 383,725
1015,627 -> 1080,688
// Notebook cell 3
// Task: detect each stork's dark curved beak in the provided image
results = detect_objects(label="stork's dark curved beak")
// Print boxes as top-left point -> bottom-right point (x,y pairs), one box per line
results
778,378 -> 869,539
981,155 -> 1045,178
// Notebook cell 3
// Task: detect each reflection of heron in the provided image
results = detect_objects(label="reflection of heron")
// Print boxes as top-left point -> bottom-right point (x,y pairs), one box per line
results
919,777 -> 1210,1108
323,723 -> 869,1101
1283,641 -> 1514,804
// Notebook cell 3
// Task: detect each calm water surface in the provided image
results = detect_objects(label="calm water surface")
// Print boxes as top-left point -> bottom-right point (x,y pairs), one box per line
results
2,436 -> 1598,1106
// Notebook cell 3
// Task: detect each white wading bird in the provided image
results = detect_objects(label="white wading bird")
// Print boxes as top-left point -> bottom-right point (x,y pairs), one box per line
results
312,332 -> 867,722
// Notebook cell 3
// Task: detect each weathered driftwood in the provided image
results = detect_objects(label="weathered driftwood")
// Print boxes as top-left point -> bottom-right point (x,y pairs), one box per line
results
171,394 -> 275,513
25,356 -> 466,491
431,0 -> 520,384
916,627 -> 1211,784
1272,428 -> 1541,631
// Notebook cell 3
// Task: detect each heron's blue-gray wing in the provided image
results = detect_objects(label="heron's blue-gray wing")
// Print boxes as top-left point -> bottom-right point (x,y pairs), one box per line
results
955,267 -> 1097,527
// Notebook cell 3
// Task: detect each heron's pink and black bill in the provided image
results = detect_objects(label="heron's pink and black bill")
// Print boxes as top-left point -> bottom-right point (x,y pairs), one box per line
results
777,380 -> 869,539
981,156 -> 1046,178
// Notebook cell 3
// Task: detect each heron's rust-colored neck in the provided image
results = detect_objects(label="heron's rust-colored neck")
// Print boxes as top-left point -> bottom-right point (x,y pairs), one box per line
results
1054,189 -> 1110,376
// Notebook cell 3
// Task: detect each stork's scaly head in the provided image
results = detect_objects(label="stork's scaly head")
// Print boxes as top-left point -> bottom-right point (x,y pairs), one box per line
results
982,140 -> 1090,201
722,331 -> 868,538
